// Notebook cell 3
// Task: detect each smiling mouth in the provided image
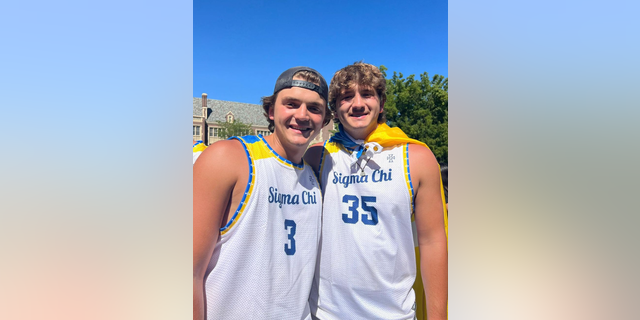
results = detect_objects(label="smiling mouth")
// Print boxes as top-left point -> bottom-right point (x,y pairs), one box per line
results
289,125 -> 312,133
350,113 -> 369,119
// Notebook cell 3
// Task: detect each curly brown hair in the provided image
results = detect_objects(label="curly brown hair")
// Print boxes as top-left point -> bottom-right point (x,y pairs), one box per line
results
328,62 -> 387,124
261,70 -> 332,132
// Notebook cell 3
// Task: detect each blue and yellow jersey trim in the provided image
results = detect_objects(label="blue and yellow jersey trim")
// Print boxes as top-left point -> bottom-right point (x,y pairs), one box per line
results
256,135 -> 305,170
220,136 -> 256,235
325,135 -> 356,154
225,135 -> 304,170
403,144 -> 416,213
319,140 -> 353,186
193,140 -> 207,153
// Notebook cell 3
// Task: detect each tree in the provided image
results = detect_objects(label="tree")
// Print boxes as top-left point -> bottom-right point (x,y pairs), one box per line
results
216,119 -> 253,139
380,65 -> 448,164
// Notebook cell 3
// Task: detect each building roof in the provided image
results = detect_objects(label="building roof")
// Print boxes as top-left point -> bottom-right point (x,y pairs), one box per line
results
193,98 -> 269,127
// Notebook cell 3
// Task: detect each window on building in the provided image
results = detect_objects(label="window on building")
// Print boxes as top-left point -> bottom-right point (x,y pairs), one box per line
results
226,114 -> 234,123
257,130 -> 271,136
193,125 -> 201,136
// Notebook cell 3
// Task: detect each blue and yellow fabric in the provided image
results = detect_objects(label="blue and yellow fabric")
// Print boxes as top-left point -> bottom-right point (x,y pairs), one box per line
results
193,140 -> 207,164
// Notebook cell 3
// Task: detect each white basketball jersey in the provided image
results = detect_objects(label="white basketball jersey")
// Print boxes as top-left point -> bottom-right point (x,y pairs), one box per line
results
205,135 -> 322,320
310,141 -> 416,320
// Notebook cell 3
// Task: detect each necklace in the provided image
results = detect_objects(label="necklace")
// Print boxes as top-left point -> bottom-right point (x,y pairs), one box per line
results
347,142 -> 382,176
357,157 -> 371,176
350,146 -> 372,176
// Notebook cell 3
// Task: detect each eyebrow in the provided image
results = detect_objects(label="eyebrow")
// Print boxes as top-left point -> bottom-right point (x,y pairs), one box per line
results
341,86 -> 374,96
281,96 -> 323,108
346,84 -> 373,90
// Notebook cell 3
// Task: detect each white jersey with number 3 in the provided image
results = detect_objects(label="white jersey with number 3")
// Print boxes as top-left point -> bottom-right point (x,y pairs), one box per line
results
310,141 -> 416,320
205,135 -> 322,320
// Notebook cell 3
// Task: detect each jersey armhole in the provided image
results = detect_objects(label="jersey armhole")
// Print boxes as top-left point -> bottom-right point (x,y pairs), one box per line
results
404,143 -> 416,215
220,136 -> 256,234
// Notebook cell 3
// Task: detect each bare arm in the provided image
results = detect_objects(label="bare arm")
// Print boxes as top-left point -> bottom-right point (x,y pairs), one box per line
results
193,140 -> 245,320
410,144 -> 448,320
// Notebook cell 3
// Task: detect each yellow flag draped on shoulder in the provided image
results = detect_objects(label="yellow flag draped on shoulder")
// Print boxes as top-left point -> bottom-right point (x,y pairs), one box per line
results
364,123 -> 429,149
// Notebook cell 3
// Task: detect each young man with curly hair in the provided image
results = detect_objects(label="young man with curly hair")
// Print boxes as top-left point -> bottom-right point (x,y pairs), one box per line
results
306,62 -> 448,320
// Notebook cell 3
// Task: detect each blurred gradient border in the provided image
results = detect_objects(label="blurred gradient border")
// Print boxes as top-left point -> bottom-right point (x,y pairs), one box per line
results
2,0 -> 639,319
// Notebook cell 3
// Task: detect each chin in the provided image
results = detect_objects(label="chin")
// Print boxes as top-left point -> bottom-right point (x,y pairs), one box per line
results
346,121 -> 370,130
289,133 -> 313,144
345,117 -> 371,125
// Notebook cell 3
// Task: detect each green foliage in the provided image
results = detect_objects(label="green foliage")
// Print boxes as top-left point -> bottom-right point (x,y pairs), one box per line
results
329,121 -> 340,135
380,65 -> 448,163
216,119 -> 253,139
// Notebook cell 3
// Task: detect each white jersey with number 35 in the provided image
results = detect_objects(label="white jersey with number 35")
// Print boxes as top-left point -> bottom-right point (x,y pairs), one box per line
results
310,141 -> 417,320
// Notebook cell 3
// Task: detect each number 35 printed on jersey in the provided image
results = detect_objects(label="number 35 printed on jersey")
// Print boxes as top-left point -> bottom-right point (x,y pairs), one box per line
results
342,194 -> 378,225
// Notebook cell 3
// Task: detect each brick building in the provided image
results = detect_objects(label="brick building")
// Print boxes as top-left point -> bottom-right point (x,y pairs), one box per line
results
193,93 -> 333,146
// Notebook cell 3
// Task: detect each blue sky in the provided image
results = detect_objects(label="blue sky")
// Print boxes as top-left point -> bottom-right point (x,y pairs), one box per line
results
194,0 -> 448,104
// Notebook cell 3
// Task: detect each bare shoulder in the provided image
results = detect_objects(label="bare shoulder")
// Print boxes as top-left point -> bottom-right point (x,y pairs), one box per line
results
194,139 -> 246,174
193,139 -> 247,222
304,142 -> 325,173
408,144 -> 440,178
194,140 -> 248,193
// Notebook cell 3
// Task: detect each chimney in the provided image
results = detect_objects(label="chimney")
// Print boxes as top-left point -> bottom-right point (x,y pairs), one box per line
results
202,93 -> 208,118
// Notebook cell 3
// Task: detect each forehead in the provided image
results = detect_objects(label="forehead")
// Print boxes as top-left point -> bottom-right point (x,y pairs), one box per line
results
340,83 -> 375,94
277,86 -> 325,104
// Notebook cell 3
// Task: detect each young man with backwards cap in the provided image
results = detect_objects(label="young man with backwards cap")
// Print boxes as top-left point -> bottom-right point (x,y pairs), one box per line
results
305,62 -> 448,320
193,67 -> 331,320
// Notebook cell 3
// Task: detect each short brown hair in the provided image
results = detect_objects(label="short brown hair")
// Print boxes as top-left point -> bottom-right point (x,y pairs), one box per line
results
329,62 -> 387,124
261,70 -> 332,132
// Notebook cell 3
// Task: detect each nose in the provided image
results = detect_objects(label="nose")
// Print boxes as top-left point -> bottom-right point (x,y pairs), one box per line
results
352,92 -> 365,109
294,104 -> 310,121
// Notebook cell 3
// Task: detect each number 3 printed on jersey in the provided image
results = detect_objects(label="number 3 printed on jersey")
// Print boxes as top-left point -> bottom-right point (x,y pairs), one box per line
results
342,194 -> 378,225
284,219 -> 296,255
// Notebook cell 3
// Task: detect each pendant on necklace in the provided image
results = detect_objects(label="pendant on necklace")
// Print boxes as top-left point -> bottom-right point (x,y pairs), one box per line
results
360,170 -> 366,177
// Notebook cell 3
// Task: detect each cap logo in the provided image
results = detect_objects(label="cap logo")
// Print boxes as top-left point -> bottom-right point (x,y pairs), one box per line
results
291,80 -> 318,90
273,66 -> 329,102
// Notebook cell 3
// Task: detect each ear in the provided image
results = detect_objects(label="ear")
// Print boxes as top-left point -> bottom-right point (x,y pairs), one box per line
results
379,97 -> 385,113
268,105 -> 274,120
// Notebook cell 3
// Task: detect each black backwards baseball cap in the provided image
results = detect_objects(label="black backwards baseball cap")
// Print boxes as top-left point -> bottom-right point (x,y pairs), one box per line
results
273,66 -> 328,102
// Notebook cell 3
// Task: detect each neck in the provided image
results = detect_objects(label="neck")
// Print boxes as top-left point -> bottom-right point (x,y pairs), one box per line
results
342,124 -> 378,141
263,134 -> 304,164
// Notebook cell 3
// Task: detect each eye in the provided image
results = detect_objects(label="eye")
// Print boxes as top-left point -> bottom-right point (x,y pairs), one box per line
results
309,106 -> 322,113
